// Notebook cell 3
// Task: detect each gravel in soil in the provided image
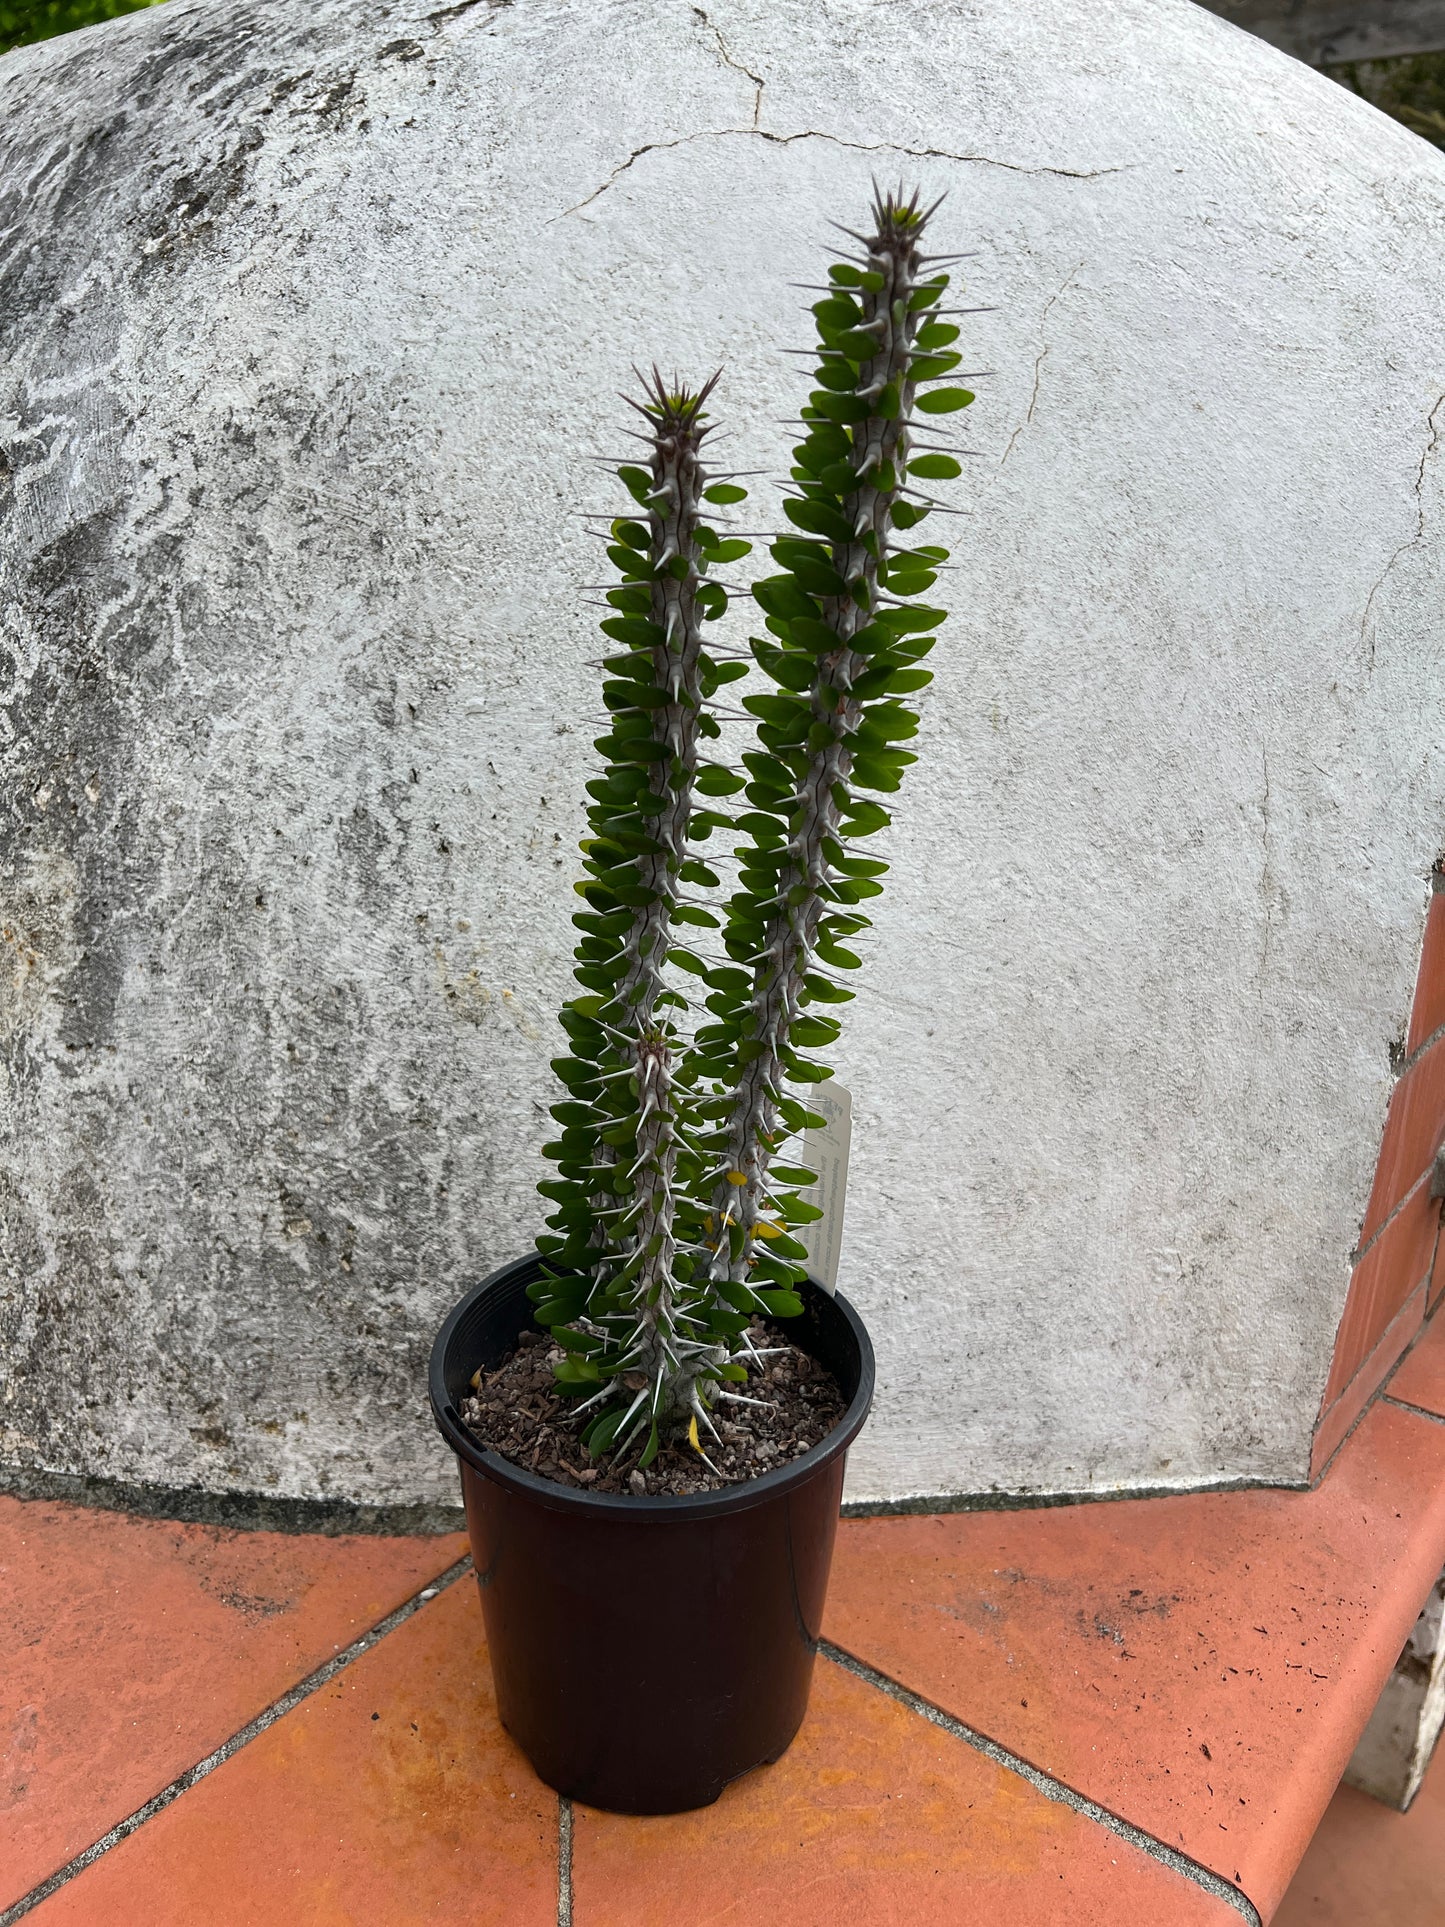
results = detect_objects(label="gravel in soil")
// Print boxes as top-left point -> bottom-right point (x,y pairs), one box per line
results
458,1324 -> 847,1497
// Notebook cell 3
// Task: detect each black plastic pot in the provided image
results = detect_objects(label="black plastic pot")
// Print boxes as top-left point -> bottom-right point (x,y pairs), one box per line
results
428,1253 -> 875,1814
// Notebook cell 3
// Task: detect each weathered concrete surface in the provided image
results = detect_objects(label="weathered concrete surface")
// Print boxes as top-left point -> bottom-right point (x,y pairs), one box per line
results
2,0 -> 1444,1511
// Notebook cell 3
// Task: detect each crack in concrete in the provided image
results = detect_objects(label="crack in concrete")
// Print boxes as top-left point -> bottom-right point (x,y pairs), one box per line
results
1359,391 -> 1445,667
1000,260 -> 1082,467
556,126 -> 1128,219
691,6 -> 764,126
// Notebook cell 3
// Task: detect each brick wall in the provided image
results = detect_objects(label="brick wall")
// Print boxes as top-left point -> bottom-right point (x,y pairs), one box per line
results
1313,886 -> 1445,1475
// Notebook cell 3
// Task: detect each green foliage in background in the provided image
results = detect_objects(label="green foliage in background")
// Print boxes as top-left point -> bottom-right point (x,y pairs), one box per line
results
1329,50 -> 1445,150
535,189 -> 969,1468
0,0 -> 164,57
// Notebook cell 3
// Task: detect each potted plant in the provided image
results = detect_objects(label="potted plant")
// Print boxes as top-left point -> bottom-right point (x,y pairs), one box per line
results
430,187 -> 973,1813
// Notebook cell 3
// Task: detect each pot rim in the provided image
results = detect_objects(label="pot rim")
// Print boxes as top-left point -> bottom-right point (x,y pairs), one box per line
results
428,1252 -> 876,1521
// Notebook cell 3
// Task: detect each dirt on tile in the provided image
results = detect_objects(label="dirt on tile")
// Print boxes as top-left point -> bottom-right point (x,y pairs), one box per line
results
458,1323 -> 846,1497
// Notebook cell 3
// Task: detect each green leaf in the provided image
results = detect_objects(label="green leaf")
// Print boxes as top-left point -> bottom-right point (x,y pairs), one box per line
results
812,296 -> 860,330
606,585 -> 652,612
755,1289 -> 805,1317
617,464 -> 654,501
552,1355 -> 602,1385
770,543 -> 847,599
784,497 -> 852,543
554,1327 -> 604,1355
690,808 -> 736,837
802,974 -> 853,1004
637,1420 -> 661,1470
702,537 -> 751,563
908,453 -> 962,480
836,326 -> 884,362
668,948 -> 711,976
695,765 -> 746,795
585,1408 -> 629,1455
703,483 -> 747,504
751,643 -> 814,693
743,692 -> 807,725
908,352 -> 961,382
753,575 -> 820,622
533,1297 -> 586,1325
874,603 -> 947,633
790,1014 -> 841,1047
815,940 -> 862,969
915,387 -> 975,414
796,424 -> 854,469
600,616 -> 665,648
810,390 -> 870,424
839,798 -> 892,835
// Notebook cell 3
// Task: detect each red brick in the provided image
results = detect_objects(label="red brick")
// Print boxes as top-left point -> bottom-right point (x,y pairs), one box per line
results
1388,1302 -> 1445,1421
1322,1182 -> 1440,1410
1406,890 -> 1445,1057
1311,1283 -> 1426,1481
1360,1038 -> 1445,1245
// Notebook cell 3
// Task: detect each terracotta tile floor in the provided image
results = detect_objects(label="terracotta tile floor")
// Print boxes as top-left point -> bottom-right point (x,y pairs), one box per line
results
7,1314 -> 1445,1925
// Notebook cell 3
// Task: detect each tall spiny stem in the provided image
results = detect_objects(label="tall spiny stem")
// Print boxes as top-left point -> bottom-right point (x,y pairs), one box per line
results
612,374 -> 717,1405
534,374 -> 754,1465
698,187 -> 967,1299
535,188 -> 971,1465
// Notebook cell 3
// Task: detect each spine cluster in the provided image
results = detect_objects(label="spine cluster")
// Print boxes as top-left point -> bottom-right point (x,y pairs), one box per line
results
534,192 -> 975,1466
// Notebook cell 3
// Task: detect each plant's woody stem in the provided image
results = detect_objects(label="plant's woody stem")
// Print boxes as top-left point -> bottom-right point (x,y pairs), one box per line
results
710,201 -> 931,1284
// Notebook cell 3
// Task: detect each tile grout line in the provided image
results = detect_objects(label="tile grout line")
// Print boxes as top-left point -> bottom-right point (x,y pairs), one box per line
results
818,1640 -> 1263,1926
0,1555 -> 473,1927
1349,1164 -> 1434,1269
557,1796 -> 574,1927
1383,1392 -> 1445,1428
840,1471 -> 1308,1521
1310,1295 -> 1432,1488
1310,1288 -> 1445,1485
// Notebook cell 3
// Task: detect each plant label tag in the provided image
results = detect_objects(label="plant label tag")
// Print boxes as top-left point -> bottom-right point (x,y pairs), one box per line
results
800,1082 -> 851,1294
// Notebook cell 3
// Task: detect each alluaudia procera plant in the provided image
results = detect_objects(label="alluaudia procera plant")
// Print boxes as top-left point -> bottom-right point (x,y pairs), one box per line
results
533,188 -> 974,1471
